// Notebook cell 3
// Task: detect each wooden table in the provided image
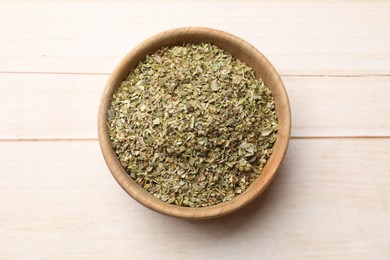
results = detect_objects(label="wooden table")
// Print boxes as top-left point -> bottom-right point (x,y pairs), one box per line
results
1,1 -> 389,259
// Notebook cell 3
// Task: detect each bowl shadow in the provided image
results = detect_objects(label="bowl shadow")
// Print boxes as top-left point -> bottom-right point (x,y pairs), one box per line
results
156,158 -> 290,239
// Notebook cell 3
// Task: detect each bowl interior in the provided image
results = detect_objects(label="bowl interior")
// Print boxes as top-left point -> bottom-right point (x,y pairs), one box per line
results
98,27 -> 291,219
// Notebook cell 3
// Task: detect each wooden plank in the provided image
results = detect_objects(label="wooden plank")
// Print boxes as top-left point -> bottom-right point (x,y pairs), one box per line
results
0,139 -> 389,258
0,0 -> 389,75
0,73 -> 107,139
1,73 -> 389,139
285,76 -> 390,137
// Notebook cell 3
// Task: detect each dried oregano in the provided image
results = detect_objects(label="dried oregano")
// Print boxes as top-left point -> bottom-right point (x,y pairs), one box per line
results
108,43 -> 278,207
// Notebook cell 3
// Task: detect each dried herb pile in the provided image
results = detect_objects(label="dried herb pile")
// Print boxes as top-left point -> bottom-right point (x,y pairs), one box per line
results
108,43 -> 278,207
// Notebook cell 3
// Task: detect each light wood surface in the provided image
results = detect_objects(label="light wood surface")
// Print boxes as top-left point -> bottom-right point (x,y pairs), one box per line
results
1,0 -> 389,258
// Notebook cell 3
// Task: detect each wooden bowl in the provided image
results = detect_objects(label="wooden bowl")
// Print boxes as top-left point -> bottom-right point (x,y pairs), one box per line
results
98,27 -> 291,219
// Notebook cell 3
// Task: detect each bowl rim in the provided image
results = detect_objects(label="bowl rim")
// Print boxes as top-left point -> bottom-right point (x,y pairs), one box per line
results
98,27 -> 291,220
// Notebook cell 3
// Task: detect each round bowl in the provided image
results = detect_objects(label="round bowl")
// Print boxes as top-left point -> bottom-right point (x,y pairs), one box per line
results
98,27 -> 291,220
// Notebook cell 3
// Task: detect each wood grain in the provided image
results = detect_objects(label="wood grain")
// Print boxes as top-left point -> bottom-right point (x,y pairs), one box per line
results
1,0 -> 389,257
1,73 -> 389,139
0,139 -> 389,258
0,0 -> 389,75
